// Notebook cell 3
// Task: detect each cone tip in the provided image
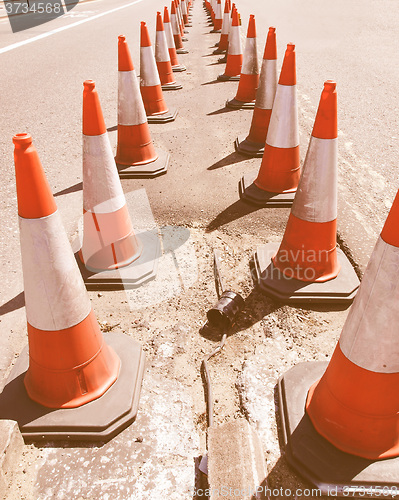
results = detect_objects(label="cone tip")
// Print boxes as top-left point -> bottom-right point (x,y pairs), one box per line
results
13,133 -> 32,147
83,80 -> 96,91
324,80 -> 336,92
269,26 -> 276,32
287,43 -> 295,51
118,34 -> 126,42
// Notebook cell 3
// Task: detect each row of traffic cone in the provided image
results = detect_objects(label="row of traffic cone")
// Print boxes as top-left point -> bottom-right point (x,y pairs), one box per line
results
206,2 -> 399,489
0,0 -> 196,439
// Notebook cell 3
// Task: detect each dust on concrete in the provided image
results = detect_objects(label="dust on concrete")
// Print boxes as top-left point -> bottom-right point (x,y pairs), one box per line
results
4,226 -> 348,499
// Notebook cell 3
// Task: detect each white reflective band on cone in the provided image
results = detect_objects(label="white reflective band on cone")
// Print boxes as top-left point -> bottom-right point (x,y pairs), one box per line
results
340,237 -> 399,373
83,134 -> 126,214
291,137 -> 338,223
140,46 -> 161,87
255,59 -> 277,109
164,21 -> 175,49
228,26 -> 242,55
155,30 -> 170,62
19,211 -> 91,331
221,13 -> 229,34
266,85 -> 299,149
241,38 -> 258,75
171,14 -> 180,36
118,71 -> 147,126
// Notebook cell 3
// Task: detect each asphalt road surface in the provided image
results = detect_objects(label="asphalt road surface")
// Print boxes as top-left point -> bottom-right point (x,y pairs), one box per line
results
0,0 -> 398,382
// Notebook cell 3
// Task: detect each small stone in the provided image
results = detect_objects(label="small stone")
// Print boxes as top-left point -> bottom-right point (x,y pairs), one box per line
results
136,436 -> 143,443
97,293 -> 103,297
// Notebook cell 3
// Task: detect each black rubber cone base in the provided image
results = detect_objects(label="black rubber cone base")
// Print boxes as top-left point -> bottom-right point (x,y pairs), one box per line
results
76,230 -> 161,291
116,149 -> 169,179
161,82 -> 183,91
239,172 -> 296,207
176,48 -> 189,54
278,362 -> 399,496
254,242 -> 360,304
0,332 -> 145,442
226,98 -> 255,109
217,73 -> 240,81
235,135 -> 264,157
147,107 -> 178,124
172,64 -> 186,72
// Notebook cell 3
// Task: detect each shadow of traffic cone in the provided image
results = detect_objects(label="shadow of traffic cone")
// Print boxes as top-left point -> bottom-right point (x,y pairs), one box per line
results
213,0 -> 230,54
80,79 -> 160,288
217,7 -> 242,81
140,21 -> 178,123
164,6 -> 186,71
235,27 -> 278,156
252,80 -> 360,303
171,1 -> 188,53
277,192 -> 399,493
211,0 -> 222,32
226,14 -> 259,108
239,43 -> 300,206
0,133 -> 145,441
115,36 -> 170,178
155,12 -> 182,91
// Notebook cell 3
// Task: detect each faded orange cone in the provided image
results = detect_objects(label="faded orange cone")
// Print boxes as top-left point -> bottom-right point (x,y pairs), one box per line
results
0,133 -> 145,441
235,27 -> 278,156
164,6 -> 186,71
253,80 -> 359,303
240,43 -> 299,206
155,12 -> 182,90
171,0 -> 188,54
140,21 -> 178,123
115,36 -> 169,177
226,14 -> 259,108
214,0 -> 230,54
277,194 -> 399,493
218,7 -> 242,81
211,0 -> 223,32
80,80 -> 161,287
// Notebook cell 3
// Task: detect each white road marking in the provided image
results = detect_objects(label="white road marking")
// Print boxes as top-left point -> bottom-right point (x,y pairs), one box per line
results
0,0 -> 144,55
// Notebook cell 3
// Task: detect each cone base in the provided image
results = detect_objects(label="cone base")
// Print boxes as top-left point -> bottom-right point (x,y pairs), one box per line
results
226,98 -> 255,109
147,107 -> 178,123
172,64 -> 186,72
239,172 -> 295,207
217,73 -> 240,81
213,47 -> 226,54
76,230 -> 160,290
117,149 -> 170,179
235,135 -> 264,158
0,331 -> 145,442
176,48 -> 189,54
161,82 -> 183,91
277,362 -> 399,495
254,242 -> 360,304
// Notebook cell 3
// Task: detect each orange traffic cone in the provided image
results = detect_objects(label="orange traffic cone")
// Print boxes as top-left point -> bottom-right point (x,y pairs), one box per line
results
155,12 -> 182,90
0,133 -> 145,440
252,81 -> 360,302
277,194 -> 399,493
235,27 -> 278,156
140,21 -> 178,123
171,0 -> 188,54
211,0 -> 223,32
226,14 -> 259,108
181,0 -> 190,25
214,0 -> 230,54
80,79 -> 160,290
218,7 -> 242,81
164,6 -> 186,71
239,43 -> 300,206
176,0 -> 187,40
115,37 -> 170,177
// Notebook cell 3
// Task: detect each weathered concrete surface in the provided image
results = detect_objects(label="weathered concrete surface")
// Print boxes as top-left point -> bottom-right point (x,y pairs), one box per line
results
0,420 -> 24,498
208,419 -> 268,499
35,371 -> 200,499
